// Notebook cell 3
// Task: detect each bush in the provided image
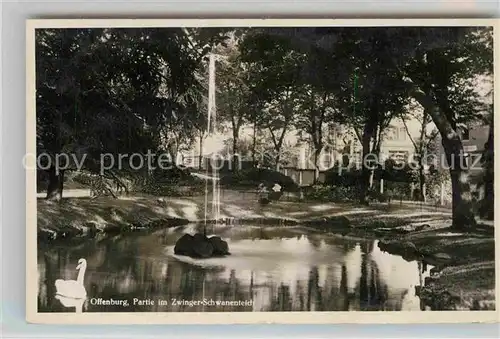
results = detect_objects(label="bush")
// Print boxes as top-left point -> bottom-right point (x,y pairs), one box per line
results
324,159 -> 418,188
374,159 -> 419,183
37,170 -> 89,192
425,170 -> 451,204
220,168 -> 300,192
150,165 -> 198,185
324,167 -> 363,187
366,188 -> 391,202
383,181 -> 412,200
139,181 -> 205,197
304,185 -> 360,202
131,165 -> 206,196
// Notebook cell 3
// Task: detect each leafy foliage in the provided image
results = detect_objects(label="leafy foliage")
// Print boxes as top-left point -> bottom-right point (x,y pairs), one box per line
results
304,185 -> 360,203
220,168 -> 300,192
36,28 -> 229,168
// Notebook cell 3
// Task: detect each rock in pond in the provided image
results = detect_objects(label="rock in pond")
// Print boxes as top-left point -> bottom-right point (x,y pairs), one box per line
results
174,233 -> 230,258
191,233 -> 214,258
208,236 -> 230,255
174,234 -> 194,256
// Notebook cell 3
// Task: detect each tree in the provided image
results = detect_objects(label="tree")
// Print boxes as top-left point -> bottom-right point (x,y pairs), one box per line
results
248,101 -> 267,166
400,102 -> 439,202
309,30 -> 409,203
239,31 -> 305,170
263,26 -> 493,228
37,28 -> 158,200
255,28 -> 411,203
294,87 -> 337,182
478,110 -> 494,220
36,28 -> 229,200
346,66 -> 409,204
394,27 -> 493,228
215,39 -> 251,171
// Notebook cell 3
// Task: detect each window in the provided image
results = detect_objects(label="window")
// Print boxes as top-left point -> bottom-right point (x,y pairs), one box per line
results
388,151 -> 409,163
399,127 -> 407,140
386,128 -> 398,140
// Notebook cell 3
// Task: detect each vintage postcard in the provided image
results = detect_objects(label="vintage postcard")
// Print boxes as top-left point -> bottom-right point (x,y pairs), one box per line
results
26,19 -> 499,324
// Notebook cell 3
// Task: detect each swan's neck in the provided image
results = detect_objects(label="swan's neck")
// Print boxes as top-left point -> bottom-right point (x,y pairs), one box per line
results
76,266 -> 86,284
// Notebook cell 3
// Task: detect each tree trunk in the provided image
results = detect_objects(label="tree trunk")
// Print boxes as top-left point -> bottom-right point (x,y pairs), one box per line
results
232,133 -> 239,172
46,167 -> 64,201
359,124 -> 375,205
368,139 -> 380,191
252,121 -> 257,166
406,80 -> 476,229
198,133 -> 204,170
167,143 -> 178,166
360,137 -> 371,205
313,147 -> 321,183
417,137 -> 426,202
479,120 -> 494,220
418,110 -> 429,202
442,133 -> 476,228
269,127 -> 287,173
419,166 -> 426,202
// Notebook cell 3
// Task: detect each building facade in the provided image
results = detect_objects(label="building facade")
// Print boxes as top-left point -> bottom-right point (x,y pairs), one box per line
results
434,124 -> 490,182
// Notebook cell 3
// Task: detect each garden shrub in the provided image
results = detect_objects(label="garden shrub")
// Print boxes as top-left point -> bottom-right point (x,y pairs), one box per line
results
324,166 -> 363,187
366,188 -> 392,202
425,169 -> 452,205
383,181 -> 412,200
304,185 -> 360,202
139,181 -> 205,197
374,159 -> 419,184
150,165 -> 197,184
220,168 -> 299,192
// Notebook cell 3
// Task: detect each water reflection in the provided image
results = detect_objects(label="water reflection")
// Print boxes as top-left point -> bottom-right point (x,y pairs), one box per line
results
55,295 -> 87,313
38,225 -> 432,312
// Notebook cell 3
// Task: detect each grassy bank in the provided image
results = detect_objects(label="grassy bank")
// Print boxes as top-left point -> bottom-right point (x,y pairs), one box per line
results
37,190 -> 452,239
37,191 -> 495,311
37,195 -> 192,241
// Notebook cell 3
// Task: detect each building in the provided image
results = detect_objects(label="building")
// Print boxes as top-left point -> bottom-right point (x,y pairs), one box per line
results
434,124 -> 490,187
180,109 -> 490,192
315,116 -> 427,168
380,118 -> 421,163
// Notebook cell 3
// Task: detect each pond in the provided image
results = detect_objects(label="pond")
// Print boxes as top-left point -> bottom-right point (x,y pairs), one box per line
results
37,224 -> 432,312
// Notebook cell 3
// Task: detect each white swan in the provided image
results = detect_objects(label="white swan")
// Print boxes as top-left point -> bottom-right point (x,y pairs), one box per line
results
55,258 -> 87,299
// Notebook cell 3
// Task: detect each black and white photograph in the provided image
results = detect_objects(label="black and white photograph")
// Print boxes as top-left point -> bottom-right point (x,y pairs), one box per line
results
26,19 -> 497,323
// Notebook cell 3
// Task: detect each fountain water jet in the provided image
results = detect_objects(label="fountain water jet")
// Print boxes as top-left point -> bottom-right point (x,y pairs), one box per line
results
205,53 -> 222,233
174,53 -> 230,259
